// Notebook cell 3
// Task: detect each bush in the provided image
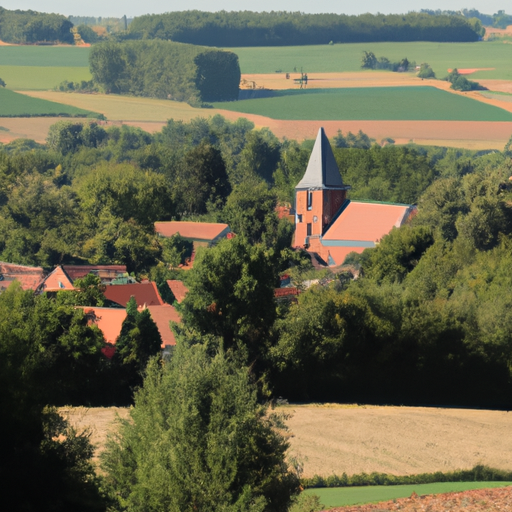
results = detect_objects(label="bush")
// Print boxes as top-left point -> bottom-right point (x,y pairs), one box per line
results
418,62 -> 436,79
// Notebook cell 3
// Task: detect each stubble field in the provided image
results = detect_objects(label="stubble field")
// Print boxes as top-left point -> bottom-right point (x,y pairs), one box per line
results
61,404 -> 512,479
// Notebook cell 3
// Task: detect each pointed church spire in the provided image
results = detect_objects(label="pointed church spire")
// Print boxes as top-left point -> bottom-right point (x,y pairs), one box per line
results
296,127 -> 348,190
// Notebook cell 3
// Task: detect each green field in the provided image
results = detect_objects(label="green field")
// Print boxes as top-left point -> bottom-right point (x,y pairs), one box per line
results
0,65 -> 92,90
0,88 -> 99,117
0,46 -> 90,67
0,46 -> 91,90
213,86 -> 512,121
230,41 -> 512,79
304,482 -> 512,508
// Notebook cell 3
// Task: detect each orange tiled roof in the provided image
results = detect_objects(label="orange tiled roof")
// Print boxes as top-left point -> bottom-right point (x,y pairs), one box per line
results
323,201 -> 414,243
0,261 -> 45,291
166,280 -> 189,303
155,221 -> 230,241
80,307 -> 127,345
147,304 -> 181,348
325,246 -> 365,267
103,282 -> 164,308
38,266 -> 75,292
63,265 -> 127,282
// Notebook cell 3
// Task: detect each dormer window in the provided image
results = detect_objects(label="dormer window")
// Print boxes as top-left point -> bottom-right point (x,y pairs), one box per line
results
307,190 -> 313,210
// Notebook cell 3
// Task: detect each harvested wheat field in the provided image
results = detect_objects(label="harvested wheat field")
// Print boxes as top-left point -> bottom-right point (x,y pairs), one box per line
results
284,405 -> 512,478
61,404 -> 512,478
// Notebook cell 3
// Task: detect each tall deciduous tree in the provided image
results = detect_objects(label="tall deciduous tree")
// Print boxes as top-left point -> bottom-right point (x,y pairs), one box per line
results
182,237 -> 277,360
101,342 -> 300,512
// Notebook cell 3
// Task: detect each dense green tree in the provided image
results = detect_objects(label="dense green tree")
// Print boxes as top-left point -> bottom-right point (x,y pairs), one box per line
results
102,342 -> 300,512
182,237 -> 277,360
89,41 -> 126,94
174,143 -> 231,216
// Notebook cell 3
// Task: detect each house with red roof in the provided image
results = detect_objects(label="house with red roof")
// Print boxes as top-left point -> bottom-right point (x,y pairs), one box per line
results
37,264 -> 129,293
166,280 -> 189,303
295,128 -> 416,266
0,261 -> 45,292
80,303 -> 181,357
154,221 -> 232,268
103,281 -> 165,308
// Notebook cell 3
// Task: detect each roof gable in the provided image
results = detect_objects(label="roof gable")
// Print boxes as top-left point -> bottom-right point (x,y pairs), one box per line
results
38,266 -> 75,292
296,127 -> 347,190
80,307 -> 127,345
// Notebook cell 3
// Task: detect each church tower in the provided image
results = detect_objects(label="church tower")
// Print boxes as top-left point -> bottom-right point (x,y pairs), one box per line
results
295,128 -> 350,247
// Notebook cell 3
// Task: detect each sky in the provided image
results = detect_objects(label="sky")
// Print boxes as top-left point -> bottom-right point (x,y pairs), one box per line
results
2,1 -> 510,18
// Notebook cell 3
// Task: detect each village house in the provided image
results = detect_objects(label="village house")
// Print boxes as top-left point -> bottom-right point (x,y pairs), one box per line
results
294,128 -> 416,266
0,261 -> 45,292
154,221 -> 232,267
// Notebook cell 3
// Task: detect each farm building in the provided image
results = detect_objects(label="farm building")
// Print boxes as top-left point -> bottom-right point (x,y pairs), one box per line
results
0,261 -> 45,292
295,127 -> 416,266
154,221 -> 232,268
37,264 -> 129,292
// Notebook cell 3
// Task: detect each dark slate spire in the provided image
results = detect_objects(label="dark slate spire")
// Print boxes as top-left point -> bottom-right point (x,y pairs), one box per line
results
295,127 -> 348,190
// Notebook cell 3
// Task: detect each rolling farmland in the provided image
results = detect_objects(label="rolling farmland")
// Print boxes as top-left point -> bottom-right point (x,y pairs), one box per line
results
231,41 -> 512,79
213,87 -> 512,121
0,88 -> 98,117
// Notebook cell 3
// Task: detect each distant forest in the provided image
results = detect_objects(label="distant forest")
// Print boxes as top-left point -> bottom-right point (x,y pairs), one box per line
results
0,7 -> 73,44
127,11 -> 480,46
421,8 -> 512,29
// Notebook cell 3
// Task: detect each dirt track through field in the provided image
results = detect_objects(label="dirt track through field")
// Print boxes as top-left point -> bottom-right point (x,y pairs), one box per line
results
61,405 -> 512,478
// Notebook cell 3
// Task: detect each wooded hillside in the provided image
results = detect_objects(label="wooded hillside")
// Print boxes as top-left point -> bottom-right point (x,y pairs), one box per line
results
128,11 -> 480,46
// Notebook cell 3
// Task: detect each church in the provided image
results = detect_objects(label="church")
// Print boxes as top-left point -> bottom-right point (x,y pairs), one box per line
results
294,128 -> 416,266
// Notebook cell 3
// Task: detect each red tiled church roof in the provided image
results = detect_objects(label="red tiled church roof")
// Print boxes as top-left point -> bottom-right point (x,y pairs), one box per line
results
103,282 -> 164,308
323,201 -> 413,243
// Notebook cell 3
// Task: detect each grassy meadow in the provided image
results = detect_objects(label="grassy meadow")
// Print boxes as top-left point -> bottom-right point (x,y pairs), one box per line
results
304,482 -> 512,508
213,86 -> 512,121
230,41 -> 512,79
0,88 -> 98,117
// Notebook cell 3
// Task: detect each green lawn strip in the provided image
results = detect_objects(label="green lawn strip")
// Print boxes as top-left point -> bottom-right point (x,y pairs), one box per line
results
213,86 -> 512,121
0,65 -> 91,90
230,41 -> 512,79
0,88 -> 99,117
0,46 -> 90,67
304,482 -> 512,508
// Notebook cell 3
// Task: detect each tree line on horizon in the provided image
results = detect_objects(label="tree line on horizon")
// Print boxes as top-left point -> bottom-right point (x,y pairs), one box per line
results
127,11 -> 481,46
0,7 -> 488,47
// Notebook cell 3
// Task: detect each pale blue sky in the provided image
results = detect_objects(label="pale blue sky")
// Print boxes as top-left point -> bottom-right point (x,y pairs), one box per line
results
1,1 -> 509,18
